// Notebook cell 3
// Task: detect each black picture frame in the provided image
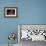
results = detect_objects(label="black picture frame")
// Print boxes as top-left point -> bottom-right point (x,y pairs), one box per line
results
4,7 -> 18,18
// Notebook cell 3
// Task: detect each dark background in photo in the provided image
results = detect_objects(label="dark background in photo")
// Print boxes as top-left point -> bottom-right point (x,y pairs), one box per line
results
7,10 -> 15,15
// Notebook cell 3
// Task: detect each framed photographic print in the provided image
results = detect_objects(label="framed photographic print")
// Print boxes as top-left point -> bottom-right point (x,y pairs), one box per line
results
4,7 -> 18,18
18,24 -> 46,42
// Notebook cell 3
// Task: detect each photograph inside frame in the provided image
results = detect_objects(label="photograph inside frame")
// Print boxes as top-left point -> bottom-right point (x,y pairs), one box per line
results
18,25 -> 46,41
4,7 -> 18,18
